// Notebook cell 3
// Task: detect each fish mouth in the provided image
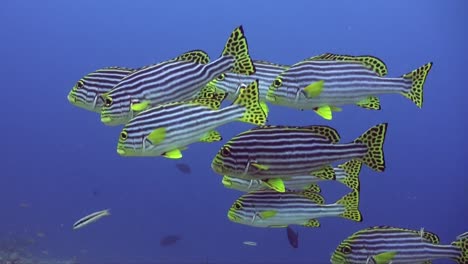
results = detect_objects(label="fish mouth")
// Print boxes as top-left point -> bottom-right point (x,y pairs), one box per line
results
101,116 -> 112,124
227,210 -> 238,222
265,93 -> 276,102
222,177 -> 232,187
67,93 -> 77,103
117,148 -> 126,156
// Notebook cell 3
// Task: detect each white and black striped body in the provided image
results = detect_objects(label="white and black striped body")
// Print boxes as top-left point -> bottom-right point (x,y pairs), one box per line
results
331,226 -> 464,264
212,126 -> 367,180
101,56 -> 236,125
117,101 -> 245,157
267,60 -> 412,110
222,166 -> 348,192
228,190 -> 344,228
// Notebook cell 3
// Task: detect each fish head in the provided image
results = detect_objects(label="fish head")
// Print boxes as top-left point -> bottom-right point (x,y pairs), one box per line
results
211,144 -> 252,178
116,122 -> 164,157
330,242 -> 354,264
68,78 -> 105,113
227,198 -> 250,224
265,69 -> 300,106
222,176 -> 263,191
100,91 -> 132,126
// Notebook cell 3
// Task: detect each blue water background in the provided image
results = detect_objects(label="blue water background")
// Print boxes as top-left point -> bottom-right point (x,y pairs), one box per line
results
1,0 -> 467,263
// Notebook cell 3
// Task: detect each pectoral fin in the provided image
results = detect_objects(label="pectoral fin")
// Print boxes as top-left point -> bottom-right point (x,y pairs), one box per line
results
313,106 -> 332,120
262,178 -> 285,193
131,100 -> 151,112
304,80 -> 324,98
147,128 -> 166,144
162,149 -> 182,159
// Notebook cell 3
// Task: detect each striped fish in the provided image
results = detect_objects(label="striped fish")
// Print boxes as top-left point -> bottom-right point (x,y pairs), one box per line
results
116,80 -> 267,159
211,123 -> 387,181
208,60 -> 288,101
100,25 -> 256,126
222,160 -> 362,192
67,66 -> 135,113
331,226 -> 468,264
265,53 -> 433,120
227,190 -> 362,228
73,209 -> 110,230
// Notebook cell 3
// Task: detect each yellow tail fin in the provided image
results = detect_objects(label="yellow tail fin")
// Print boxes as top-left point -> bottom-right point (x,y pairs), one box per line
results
221,26 -> 256,75
452,232 -> 468,264
336,190 -> 362,222
232,80 -> 268,125
354,123 -> 388,172
401,62 -> 433,108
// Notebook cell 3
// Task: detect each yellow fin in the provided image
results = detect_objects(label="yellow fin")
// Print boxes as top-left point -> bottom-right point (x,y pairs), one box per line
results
252,163 -> 269,170
258,210 -> 276,219
301,191 -> 325,204
354,123 -> 387,172
200,130 -> 222,143
307,53 -> 388,77
356,96 -> 381,110
313,106 -> 332,120
311,165 -> 336,180
303,125 -> 340,143
131,100 -> 151,112
303,80 -> 324,98
173,50 -> 210,64
233,80 -> 268,125
192,92 -> 227,110
401,62 -> 433,108
147,127 -> 166,145
260,101 -> 269,116
263,178 -> 285,193
303,219 -> 320,227
304,183 -> 321,193
221,26 -> 255,75
337,191 -> 362,222
162,149 -> 182,159
372,251 -> 397,264
337,160 -> 362,191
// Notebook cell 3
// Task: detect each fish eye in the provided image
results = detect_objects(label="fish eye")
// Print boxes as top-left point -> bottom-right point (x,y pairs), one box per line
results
233,201 -> 243,210
220,147 -> 231,157
273,78 -> 282,88
340,245 -> 352,254
120,131 -> 128,141
76,80 -> 84,89
216,74 -> 225,81
104,97 -> 113,107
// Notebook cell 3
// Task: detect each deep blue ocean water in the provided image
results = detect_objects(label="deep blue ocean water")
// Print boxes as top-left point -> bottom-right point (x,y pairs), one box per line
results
1,0 -> 467,263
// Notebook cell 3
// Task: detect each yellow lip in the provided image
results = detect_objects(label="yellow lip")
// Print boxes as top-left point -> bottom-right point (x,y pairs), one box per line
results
227,210 -> 236,221
101,116 -> 112,123
67,93 -> 76,103
222,177 -> 232,187
117,148 -> 125,155
265,93 -> 276,102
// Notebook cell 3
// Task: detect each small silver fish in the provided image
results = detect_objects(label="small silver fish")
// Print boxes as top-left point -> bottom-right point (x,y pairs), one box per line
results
73,209 -> 110,230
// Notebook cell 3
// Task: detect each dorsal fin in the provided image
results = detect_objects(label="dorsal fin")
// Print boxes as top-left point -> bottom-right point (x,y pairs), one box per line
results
306,53 -> 388,77
191,91 -> 227,110
250,125 -> 340,143
302,125 -> 340,143
366,226 -> 440,244
419,230 -> 440,244
101,66 -> 136,72
254,60 -> 289,69
301,191 -> 325,204
173,50 -> 210,64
